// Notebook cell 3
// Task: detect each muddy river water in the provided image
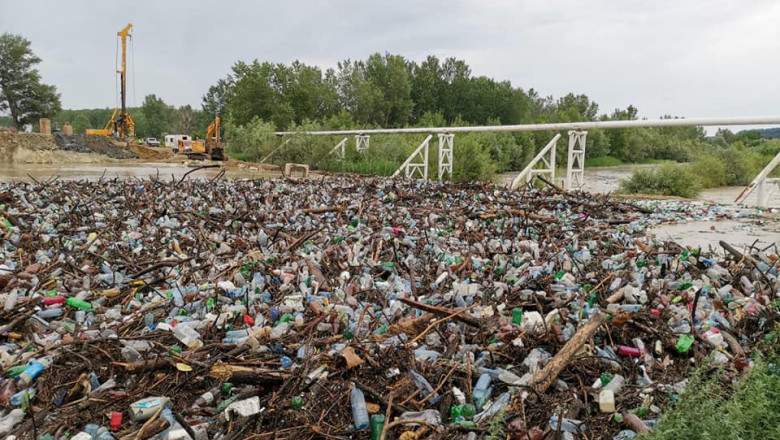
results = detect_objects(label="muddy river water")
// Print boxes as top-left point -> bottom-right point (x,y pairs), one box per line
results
1,162 -> 778,250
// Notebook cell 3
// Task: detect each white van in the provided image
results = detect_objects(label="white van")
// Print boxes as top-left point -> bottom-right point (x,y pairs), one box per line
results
164,134 -> 191,152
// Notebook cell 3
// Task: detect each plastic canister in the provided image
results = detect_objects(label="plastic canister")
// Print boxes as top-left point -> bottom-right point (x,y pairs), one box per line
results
130,396 -> 170,421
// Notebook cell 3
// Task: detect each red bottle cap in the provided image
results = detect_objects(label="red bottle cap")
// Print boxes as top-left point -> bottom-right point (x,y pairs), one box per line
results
243,314 -> 255,326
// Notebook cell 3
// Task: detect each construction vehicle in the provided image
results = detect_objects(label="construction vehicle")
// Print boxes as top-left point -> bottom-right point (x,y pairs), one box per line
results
86,23 -> 135,139
177,116 -> 226,160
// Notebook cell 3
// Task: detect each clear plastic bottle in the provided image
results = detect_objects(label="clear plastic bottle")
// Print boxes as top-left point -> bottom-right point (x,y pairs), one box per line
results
472,373 -> 492,409
172,324 -> 203,349
0,409 -> 25,435
4,290 -> 18,312
350,384 -> 369,430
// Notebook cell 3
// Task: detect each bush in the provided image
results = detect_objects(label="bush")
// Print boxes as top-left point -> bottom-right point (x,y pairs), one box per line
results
690,154 -> 729,188
642,355 -> 780,440
452,135 -> 497,182
620,164 -> 701,198
718,146 -> 761,186
224,117 -> 277,161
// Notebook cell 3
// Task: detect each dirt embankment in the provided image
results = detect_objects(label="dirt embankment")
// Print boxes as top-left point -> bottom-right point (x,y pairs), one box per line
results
0,132 -> 177,164
0,132 -> 124,164
53,133 -> 138,159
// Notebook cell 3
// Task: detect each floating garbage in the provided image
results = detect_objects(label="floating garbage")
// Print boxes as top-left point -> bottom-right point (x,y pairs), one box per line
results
0,176 -> 775,438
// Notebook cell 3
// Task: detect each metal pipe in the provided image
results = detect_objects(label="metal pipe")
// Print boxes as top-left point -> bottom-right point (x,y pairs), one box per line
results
276,116 -> 780,136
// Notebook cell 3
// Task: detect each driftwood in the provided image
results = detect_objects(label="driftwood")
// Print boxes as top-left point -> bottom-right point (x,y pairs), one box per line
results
532,314 -> 607,393
623,412 -> 651,433
209,363 -> 289,384
398,297 -> 483,328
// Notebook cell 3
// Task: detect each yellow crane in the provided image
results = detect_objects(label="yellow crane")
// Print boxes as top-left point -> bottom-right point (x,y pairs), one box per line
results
86,23 -> 135,139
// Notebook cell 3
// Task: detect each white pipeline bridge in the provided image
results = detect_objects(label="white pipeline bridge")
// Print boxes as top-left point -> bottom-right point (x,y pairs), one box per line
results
276,116 -> 780,206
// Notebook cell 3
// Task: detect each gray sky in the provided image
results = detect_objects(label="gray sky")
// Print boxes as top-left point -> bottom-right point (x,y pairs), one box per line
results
2,0 -> 779,122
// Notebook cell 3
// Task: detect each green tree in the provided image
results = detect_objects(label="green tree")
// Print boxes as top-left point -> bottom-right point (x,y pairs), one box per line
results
71,113 -> 91,135
363,53 -> 413,127
410,56 -> 444,122
0,33 -> 61,129
140,94 -> 173,138
202,77 -> 232,119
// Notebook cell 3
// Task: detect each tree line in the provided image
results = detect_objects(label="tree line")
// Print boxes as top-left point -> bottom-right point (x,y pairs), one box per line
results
2,31 -> 778,179
53,95 -> 212,140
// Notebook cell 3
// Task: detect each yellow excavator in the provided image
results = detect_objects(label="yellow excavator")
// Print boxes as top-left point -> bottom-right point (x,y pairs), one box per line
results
177,116 -> 226,160
86,23 -> 135,139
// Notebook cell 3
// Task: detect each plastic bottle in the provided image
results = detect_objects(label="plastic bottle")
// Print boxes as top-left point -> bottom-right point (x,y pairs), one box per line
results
10,387 -> 35,406
4,290 -> 18,312
602,374 -> 625,395
472,373 -> 492,410
0,409 -> 25,435
549,415 -> 586,433
192,386 -> 221,408
37,308 -> 64,319
18,357 -> 52,386
474,392 -> 510,423
370,414 -> 385,440
409,369 -> 441,404
42,296 -> 65,306
172,324 -> 203,349
350,384 -> 369,430
599,389 -> 616,412
511,308 -> 523,325
66,297 -> 92,311
130,396 -> 171,421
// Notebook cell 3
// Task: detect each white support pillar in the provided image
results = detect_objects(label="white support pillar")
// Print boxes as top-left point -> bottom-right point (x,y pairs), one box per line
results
736,149 -> 780,207
511,134 -> 561,190
355,134 -> 370,153
437,133 -> 454,180
392,135 -> 434,180
565,130 -> 587,190
329,137 -> 348,159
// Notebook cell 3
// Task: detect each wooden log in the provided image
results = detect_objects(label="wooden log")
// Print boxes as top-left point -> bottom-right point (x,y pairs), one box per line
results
398,297 -> 482,328
623,412 -> 651,433
531,314 -> 607,393
209,364 -> 289,384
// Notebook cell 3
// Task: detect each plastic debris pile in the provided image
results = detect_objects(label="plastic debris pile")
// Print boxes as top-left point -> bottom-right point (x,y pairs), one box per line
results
0,177 -> 777,439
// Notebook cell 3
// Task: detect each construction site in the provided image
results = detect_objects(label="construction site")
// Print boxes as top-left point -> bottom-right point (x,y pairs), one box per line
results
1,7 -> 780,440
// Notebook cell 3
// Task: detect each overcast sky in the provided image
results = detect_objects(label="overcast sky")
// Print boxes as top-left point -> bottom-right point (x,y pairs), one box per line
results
2,0 -> 779,122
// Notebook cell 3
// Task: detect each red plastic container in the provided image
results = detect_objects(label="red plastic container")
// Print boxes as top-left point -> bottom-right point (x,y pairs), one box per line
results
42,296 -> 65,306
617,345 -> 642,357
110,411 -> 122,431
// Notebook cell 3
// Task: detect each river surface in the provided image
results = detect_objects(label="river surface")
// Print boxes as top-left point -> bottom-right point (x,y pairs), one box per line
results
0,162 -> 278,182
1,161 -> 778,250
499,165 -> 780,249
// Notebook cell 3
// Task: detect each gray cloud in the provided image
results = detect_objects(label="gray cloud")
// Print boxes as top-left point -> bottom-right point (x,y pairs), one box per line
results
2,0 -> 778,123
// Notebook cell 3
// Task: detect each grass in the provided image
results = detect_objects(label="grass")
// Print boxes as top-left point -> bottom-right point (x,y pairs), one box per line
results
322,157 -> 400,176
585,157 -> 674,168
640,354 -> 780,440
586,156 -> 625,167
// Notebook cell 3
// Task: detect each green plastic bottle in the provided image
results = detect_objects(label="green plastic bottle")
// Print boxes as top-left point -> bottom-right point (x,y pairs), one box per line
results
370,414 -> 385,440
511,308 -> 523,325
676,334 -> 695,353
65,297 -> 92,311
